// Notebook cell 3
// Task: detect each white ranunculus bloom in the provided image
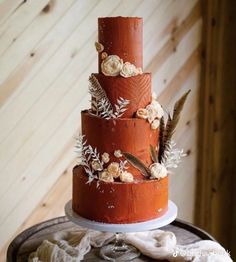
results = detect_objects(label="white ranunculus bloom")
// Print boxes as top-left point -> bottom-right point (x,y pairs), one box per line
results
151,119 -> 160,129
91,160 -> 103,171
150,100 -> 164,119
101,55 -> 123,76
136,108 -> 149,119
99,170 -> 114,183
120,171 -> 134,183
149,163 -> 168,179
114,150 -> 122,158
120,62 -> 137,78
101,152 -> 110,163
107,162 -> 120,178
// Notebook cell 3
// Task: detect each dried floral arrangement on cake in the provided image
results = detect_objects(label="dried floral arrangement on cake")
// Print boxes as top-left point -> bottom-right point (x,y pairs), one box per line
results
76,73 -> 190,183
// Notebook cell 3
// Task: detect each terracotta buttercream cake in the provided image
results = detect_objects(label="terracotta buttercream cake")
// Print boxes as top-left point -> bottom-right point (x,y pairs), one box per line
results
72,17 -> 189,224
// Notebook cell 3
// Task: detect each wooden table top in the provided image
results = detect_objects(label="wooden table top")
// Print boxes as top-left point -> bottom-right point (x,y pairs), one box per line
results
7,217 -> 215,262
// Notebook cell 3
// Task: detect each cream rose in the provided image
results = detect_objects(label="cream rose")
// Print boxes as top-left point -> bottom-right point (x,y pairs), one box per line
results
151,119 -> 160,130
101,55 -> 123,76
95,42 -> 104,53
120,62 -> 137,78
146,104 -> 157,123
99,170 -> 114,183
102,152 -> 110,163
101,52 -> 108,60
149,163 -> 167,179
107,162 -> 120,178
150,100 -> 164,119
135,67 -> 143,75
136,108 -> 148,119
91,160 -> 103,171
120,171 -> 134,183
114,150 -> 122,158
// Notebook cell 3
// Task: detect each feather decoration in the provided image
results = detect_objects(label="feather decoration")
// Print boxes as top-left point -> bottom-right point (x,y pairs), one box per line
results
122,152 -> 151,177
88,74 -> 130,119
160,90 -> 190,162
150,145 -> 158,163
158,117 -> 165,162
88,74 -> 113,115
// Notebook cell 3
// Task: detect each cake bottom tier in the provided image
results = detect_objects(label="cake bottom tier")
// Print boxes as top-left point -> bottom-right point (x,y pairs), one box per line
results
72,165 -> 168,224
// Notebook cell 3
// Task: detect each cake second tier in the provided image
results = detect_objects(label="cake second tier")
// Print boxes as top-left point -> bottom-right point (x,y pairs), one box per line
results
92,73 -> 151,118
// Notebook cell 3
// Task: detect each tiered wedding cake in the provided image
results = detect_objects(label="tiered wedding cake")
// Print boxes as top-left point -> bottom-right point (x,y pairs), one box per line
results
72,17 -> 188,224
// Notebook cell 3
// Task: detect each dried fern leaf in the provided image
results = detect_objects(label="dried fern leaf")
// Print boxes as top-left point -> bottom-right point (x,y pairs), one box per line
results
88,74 -> 112,114
158,117 -> 165,162
150,145 -> 158,163
122,152 -> 151,177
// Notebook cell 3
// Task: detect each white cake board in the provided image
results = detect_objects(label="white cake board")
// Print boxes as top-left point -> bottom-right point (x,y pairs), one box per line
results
65,200 -> 177,233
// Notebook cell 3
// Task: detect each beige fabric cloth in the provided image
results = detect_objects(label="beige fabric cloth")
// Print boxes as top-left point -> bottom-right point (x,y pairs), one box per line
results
28,229 -> 232,262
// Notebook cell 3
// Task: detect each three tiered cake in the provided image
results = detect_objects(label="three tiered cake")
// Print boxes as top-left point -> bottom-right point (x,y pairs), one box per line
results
72,17 -> 188,224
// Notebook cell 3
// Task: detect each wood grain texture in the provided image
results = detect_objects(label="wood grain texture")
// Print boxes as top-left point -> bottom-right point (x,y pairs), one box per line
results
0,0 -> 202,254
196,0 -> 236,259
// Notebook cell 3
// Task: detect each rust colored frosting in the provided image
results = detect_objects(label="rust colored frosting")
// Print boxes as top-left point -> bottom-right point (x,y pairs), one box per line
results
73,166 -> 168,223
93,73 -> 151,117
82,111 -> 158,179
98,17 -> 143,72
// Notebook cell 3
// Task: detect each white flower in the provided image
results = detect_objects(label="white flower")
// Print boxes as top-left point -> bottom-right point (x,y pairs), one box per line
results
146,104 -> 157,123
99,170 -> 114,183
152,92 -> 157,100
136,108 -> 148,119
120,171 -> 134,183
95,42 -> 104,53
102,152 -> 110,163
114,150 -> 122,158
135,67 -> 143,75
107,162 -> 120,178
151,119 -> 160,129
149,163 -> 168,179
101,55 -> 123,76
120,62 -> 137,78
150,100 -> 164,119
101,52 -> 108,60
91,160 -> 103,171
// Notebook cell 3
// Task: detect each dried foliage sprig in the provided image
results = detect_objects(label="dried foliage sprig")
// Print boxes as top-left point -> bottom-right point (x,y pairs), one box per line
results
75,134 -> 102,183
119,159 -> 129,172
88,74 -> 129,119
122,152 -> 151,177
159,90 -> 190,163
161,140 -> 186,169
88,74 -> 112,114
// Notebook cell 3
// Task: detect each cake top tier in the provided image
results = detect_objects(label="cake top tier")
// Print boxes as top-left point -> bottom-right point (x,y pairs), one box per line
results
98,17 -> 143,72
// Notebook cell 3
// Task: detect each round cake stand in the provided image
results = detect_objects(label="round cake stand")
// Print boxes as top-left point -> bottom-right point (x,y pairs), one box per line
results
65,200 -> 177,261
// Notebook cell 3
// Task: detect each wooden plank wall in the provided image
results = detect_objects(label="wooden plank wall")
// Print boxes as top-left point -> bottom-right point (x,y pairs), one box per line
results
0,0 -> 202,256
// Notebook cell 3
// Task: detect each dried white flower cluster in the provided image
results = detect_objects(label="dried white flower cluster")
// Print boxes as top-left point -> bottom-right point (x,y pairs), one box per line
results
94,42 -> 142,78
101,55 -> 143,78
99,161 -> 133,183
149,163 -> 168,180
136,92 -> 164,129
76,135 -> 133,183
161,140 -> 186,169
